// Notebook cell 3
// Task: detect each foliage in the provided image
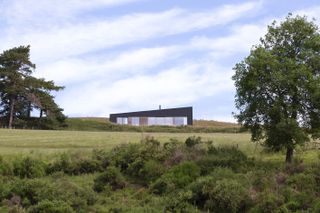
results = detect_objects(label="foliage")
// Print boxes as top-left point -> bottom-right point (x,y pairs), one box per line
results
150,161 -> 200,194
47,153 -> 102,175
12,157 -> 46,178
0,135 -> 319,212
93,166 -> 126,192
185,136 -> 202,147
28,200 -> 74,213
232,14 -> 320,163
0,46 -> 65,129
196,146 -> 249,174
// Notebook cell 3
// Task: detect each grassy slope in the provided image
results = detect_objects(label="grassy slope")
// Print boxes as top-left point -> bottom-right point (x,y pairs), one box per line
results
0,128 -> 251,154
64,117 -> 241,132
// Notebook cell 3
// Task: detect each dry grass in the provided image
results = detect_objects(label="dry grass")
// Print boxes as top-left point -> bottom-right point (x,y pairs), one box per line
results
193,119 -> 240,128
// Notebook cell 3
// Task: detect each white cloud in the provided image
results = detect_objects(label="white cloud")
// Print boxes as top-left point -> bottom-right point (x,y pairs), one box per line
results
1,1 -> 261,62
1,0 -> 143,25
36,21 -> 267,85
37,45 -> 182,83
190,24 -> 267,57
59,61 -> 233,116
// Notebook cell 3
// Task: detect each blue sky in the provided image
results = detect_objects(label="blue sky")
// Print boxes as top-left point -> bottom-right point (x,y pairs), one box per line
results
1,0 -> 320,122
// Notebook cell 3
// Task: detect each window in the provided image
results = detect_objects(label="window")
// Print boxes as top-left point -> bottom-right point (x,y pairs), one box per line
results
131,117 -> 140,126
147,117 -> 187,126
116,117 -> 128,125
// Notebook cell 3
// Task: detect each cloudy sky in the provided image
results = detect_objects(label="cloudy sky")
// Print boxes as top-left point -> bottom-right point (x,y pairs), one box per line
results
1,0 -> 320,122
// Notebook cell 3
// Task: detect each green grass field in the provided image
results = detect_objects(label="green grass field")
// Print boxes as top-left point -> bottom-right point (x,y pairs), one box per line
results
0,128 -> 251,153
0,128 -> 318,163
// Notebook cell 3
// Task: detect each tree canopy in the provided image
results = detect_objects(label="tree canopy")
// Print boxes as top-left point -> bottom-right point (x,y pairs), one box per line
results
0,45 -> 66,129
232,15 -> 320,163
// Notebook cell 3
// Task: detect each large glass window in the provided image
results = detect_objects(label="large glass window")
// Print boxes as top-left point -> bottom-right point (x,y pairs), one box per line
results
147,117 -> 187,126
173,117 -> 187,126
116,117 -> 128,125
131,117 -> 140,126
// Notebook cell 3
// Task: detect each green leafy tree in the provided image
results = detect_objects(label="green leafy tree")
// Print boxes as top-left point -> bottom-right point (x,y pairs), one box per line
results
0,45 -> 35,128
0,45 -> 65,128
232,15 -> 320,163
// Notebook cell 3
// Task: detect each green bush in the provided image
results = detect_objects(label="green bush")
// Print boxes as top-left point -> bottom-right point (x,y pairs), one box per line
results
250,193 -> 283,213
286,173 -> 316,193
13,157 -> 46,178
47,154 -> 102,175
188,175 -> 215,207
93,166 -> 126,192
203,179 -> 249,213
150,161 -> 200,194
111,144 -> 141,172
313,200 -> 320,213
196,146 -> 249,174
7,177 -> 95,211
138,160 -> 165,184
163,190 -> 198,213
185,136 -> 202,148
0,157 -> 13,176
28,200 -> 74,213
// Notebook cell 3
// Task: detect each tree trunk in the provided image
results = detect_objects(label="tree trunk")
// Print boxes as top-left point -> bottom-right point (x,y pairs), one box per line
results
39,109 -> 43,118
27,102 -> 32,118
8,98 -> 15,129
285,147 -> 293,164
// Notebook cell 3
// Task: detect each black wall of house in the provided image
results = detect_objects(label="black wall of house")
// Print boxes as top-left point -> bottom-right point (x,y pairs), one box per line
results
109,106 -> 193,125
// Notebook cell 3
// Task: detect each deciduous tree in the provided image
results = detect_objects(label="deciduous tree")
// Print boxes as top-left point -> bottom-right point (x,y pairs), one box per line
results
232,15 -> 320,163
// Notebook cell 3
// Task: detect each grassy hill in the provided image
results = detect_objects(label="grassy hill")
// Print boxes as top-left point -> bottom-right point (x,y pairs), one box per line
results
64,117 -> 241,133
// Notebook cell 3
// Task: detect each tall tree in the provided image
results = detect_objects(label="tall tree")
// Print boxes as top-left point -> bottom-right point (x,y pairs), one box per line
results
0,45 -> 65,128
232,15 -> 320,163
0,46 -> 35,128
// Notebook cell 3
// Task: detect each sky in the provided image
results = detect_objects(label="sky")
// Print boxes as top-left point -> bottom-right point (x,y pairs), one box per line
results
1,0 -> 320,122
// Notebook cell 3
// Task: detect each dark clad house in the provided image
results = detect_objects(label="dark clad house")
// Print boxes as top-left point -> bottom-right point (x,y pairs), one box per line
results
110,106 -> 193,126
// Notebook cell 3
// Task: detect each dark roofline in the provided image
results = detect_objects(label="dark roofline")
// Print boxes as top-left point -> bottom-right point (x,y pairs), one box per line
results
109,106 -> 193,125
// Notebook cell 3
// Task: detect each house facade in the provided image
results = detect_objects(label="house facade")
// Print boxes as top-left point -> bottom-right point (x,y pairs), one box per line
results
109,106 -> 193,126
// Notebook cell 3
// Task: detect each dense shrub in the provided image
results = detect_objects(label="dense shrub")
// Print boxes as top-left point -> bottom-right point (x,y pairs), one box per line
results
111,144 -> 141,172
185,136 -> 202,148
0,157 -> 13,176
138,160 -> 165,183
47,154 -> 102,175
28,200 -> 74,213
251,170 -> 277,192
249,193 -> 283,213
196,146 -> 249,174
93,166 -> 126,192
150,161 -> 200,194
286,173 -> 316,193
202,179 -> 250,213
5,177 -> 95,211
163,190 -> 197,213
13,157 -> 46,178
188,168 -> 250,212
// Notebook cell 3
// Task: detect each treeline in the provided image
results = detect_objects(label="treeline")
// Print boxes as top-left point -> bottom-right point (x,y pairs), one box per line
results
0,46 -> 66,129
0,137 -> 319,212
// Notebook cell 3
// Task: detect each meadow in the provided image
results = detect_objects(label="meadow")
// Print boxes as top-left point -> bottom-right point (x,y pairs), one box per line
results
0,128 -> 318,163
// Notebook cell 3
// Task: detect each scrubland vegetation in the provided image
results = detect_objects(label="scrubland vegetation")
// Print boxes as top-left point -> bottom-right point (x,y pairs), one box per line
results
0,132 -> 319,212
